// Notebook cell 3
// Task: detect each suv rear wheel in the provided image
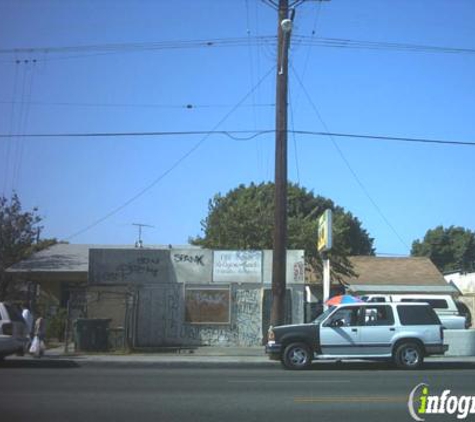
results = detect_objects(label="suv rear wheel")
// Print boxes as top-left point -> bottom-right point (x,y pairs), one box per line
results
394,342 -> 423,369
282,342 -> 312,370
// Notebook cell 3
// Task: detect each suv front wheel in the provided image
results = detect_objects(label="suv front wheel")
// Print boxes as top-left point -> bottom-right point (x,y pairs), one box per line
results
282,342 -> 312,370
394,342 -> 424,369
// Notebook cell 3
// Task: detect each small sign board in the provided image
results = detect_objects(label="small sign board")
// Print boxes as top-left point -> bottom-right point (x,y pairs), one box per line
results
317,209 -> 333,252
185,287 -> 230,324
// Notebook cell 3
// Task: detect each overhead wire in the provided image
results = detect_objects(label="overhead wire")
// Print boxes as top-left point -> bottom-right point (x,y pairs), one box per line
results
289,88 -> 301,184
287,0 -> 325,185
0,34 -> 473,64
11,61 -> 33,194
63,65 -> 276,241
291,65 -> 411,251
2,60 -> 20,196
245,0 -> 261,178
293,36 -> 475,56
2,129 -> 475,147
0,100 -> 275,110
0,36 -> 278,63
13,59 -> 37,193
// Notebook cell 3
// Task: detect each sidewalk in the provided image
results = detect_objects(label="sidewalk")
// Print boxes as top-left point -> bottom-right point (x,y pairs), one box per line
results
7,344 -> 475,369
6,345 -> 273,368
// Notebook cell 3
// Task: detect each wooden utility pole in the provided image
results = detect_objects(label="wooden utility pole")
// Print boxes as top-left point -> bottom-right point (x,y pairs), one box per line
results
271,0 -> 291,327
270,0 -> 329,326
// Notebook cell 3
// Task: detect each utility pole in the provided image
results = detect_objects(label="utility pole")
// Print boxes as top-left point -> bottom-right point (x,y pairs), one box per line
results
270,0 -> 328,327
271,0 -> 291,327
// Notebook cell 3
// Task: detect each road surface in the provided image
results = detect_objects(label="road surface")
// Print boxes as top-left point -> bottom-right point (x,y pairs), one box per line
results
1,359 -> 474,422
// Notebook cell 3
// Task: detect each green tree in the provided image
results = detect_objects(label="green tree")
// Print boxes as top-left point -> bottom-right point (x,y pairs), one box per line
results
411,225 -> 475,273
191,182 -> 375,280
0,194 -> 56,299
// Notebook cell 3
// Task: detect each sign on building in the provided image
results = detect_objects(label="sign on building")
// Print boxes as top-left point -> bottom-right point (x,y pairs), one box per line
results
185,287 -> 231,324
213,251 -> 262,283
317,209 -> 333,252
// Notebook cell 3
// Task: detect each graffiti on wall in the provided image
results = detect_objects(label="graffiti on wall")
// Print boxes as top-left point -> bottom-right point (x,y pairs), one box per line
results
173,253 -> 205,266
234,288 -> 262,346
101,257 -> 162,283
293,261 -> 304,283
90,249 -> 169,285
184,288 -> 230,324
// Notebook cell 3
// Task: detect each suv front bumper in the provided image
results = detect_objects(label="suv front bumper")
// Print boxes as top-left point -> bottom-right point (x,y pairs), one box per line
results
265,341 -> 282,360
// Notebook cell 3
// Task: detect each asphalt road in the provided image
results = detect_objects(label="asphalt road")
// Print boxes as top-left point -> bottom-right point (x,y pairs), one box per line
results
1,360 -> 474,422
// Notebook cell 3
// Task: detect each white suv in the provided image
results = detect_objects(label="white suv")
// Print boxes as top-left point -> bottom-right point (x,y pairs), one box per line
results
361,294 -> 468,329
0,302 -> 27,360
266,302 -> 447,370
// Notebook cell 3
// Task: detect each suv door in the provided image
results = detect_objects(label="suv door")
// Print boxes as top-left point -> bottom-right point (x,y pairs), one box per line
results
358,304 -> 396,356
320,306 -> 361,355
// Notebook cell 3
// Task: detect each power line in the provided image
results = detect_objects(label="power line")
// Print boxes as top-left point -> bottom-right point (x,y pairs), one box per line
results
63,65 -> 276,241
293,36 -> 475,56
0,36 -> 278,63
289,89 -> 301,183
0,100 -> 275,110
2,60 -> 20,196
1,34 -> 473,64
2,129 -> 475,147
291,65 -> 410,251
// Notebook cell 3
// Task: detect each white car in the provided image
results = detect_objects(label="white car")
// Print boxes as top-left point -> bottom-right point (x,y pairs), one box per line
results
0,302 -> 28,360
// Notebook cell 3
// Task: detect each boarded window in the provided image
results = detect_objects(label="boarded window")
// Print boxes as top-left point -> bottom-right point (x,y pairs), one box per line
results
185,287 -> 230,324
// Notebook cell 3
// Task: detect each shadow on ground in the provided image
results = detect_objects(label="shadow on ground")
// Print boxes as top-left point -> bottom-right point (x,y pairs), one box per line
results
305,360 -> 475,371
0,358 -> 80,369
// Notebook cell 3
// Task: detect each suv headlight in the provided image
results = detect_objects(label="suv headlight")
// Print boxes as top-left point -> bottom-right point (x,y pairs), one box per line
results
267,326 -> 275,342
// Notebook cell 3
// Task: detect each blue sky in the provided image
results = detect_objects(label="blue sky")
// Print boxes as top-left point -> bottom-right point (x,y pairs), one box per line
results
0,0 -> 474,256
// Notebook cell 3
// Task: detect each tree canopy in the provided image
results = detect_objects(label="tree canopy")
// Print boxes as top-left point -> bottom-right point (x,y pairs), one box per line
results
191,182 -> 375,279
0,194 -> 56,299
411,225 -> 475,274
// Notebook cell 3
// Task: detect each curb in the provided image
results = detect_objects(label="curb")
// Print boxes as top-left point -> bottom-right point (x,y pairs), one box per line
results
73,360 -> 278,369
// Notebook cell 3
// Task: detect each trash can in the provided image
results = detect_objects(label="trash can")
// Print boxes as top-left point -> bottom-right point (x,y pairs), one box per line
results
74,319 -> 111,352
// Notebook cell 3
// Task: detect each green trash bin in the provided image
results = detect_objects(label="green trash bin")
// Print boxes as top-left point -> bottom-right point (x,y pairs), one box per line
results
74,319 -> 110,352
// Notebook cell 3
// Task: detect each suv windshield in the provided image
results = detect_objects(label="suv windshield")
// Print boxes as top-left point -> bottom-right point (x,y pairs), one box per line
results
314,306 -> 335,324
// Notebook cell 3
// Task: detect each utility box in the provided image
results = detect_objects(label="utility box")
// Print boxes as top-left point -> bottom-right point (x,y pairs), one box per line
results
74,319 -> 110,352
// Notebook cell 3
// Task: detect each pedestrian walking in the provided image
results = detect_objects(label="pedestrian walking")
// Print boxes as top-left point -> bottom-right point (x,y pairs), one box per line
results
30,315 -> 46,358
21,303 -> 34,338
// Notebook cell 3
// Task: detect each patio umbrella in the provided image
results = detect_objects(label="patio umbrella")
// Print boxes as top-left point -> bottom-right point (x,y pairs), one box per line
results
325,294 -> 363,306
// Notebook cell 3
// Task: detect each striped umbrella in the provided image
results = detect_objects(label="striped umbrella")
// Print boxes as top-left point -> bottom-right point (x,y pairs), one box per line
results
325,294 -> 364,306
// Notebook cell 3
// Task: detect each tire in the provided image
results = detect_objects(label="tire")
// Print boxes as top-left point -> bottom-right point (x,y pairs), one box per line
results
282,342 -> 312,370
393,342 -> 424,370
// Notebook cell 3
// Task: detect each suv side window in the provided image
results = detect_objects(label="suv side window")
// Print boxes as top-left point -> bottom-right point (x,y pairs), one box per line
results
369,297 -> 386,303
325,307 -> 360,327
363,305 -> 394,326
397,305 -> 440,325
400,298 -> 448,309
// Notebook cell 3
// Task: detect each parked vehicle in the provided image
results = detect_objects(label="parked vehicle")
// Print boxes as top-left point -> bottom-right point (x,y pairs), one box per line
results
0,302 -> 27,360
361,294 -> 468,329
266,302 -> 447,370
455,300 -> 472,328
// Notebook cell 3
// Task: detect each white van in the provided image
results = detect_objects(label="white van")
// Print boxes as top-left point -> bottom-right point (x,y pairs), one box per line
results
361,294 -> 468,329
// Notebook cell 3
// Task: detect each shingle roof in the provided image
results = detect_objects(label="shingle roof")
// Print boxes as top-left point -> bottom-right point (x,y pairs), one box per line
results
345,256 -> 448,286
